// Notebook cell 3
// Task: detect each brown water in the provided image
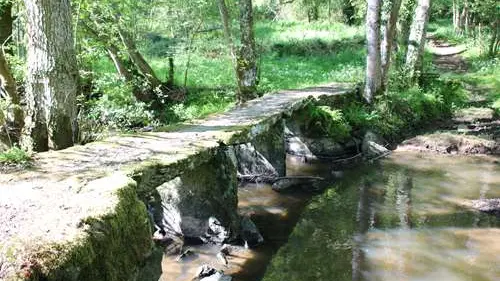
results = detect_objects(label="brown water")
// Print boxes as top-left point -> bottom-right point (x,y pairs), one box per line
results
140,152 -> 500,281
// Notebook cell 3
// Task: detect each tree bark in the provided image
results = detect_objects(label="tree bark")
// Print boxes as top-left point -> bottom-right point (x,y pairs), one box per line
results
397,0 -> 416,56
107,44 -> 134,83
405,0 -> 431,82
218,0 -> 239,90
118,27 -> 161,88
237,0 -> 259,103
380,0 -> 403,90
453,0 -> 458,31
364,0 -> 382,103
21,0 -> 79,151
489,20 -> 499,57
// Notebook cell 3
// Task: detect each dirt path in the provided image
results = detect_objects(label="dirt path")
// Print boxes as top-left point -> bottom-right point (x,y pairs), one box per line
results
397,38 -> 500,155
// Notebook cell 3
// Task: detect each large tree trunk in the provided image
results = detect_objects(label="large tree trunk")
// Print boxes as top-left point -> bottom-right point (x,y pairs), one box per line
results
21,0 -> 79,152
364,0 -> 382,103
405,0 -> 431,82
380,0 -> 403,90
118,28 -> 161,88
237,0 -> 259,103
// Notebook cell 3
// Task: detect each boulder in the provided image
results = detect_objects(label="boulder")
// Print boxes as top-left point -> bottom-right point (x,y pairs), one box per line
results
362,131 -> 390,160
240,216 -> 264,247
150,149 -> 240,244
204,217 -> 231,244
193,265 -> 232,281
229,143 -> 278,183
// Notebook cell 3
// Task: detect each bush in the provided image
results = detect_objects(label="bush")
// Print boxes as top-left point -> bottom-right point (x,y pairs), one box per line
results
80,74 -> 157,130
0,147 -> 32,165
301,104 -> 352,142
338,72 -> 467,142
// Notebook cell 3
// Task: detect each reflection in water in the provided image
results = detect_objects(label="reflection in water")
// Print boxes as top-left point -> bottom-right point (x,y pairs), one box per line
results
263,152 -> 499,281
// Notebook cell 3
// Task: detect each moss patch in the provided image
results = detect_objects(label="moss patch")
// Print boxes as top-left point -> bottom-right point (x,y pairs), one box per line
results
23,182 -> 152,281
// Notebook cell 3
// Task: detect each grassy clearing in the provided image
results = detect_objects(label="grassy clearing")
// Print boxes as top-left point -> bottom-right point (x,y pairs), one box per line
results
85,20 -> 365,129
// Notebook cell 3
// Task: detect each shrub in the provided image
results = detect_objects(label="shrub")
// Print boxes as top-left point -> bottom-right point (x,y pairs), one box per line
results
0,147 -> 32,165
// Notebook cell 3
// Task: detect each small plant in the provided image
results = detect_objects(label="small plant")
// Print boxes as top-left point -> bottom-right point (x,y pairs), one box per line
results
0,147 -> 32,165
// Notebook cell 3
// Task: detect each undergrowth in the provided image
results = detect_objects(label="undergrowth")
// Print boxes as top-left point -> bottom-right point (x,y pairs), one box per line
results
0,147 -> 32,165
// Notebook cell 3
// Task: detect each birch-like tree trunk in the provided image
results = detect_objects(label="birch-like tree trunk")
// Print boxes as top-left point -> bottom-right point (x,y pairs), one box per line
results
453,0 -> 459,32
21,0 -> 79,151
237,0 -> 259,103
380,0 -> 403,89
405,0 -> 431,82
364,0 -> 382,103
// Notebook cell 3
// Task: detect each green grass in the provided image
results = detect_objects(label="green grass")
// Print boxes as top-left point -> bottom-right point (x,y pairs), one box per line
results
0,147 -> 32,165
86,20 -> 366,129
428,18 -> 500,112
428,18 -> 468,45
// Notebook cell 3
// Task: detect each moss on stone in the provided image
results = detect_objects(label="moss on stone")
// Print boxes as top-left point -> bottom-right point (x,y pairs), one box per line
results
23,181 -> 152,281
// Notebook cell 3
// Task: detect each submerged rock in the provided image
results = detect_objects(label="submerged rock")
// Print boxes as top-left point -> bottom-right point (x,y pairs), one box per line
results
240,216 -> 264,247
272,176 -> 326,193
471,198 -> 500,216
193,265 -> 232,281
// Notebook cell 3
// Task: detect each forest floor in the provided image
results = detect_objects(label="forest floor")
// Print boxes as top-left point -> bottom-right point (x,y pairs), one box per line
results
397,37 -> 500,155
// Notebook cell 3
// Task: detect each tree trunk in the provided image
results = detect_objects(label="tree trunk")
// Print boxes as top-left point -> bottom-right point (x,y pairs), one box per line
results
405,0 -> 431,82
489,20 -> 499,57
217,0 -> 239,89
364,0 -> 382,103
459,1 -> 467,34
21,0 -> 79,152
118,27 -> 161,88
237,0 -> 259,103
453,0 -> 459,32
397,0 -> 417,56
380,0 -> 403,90
107,44 -> 134,83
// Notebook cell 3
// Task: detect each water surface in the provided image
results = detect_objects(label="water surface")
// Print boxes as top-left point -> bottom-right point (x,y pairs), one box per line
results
263,151 -> 500,281
140,152 -> 500,281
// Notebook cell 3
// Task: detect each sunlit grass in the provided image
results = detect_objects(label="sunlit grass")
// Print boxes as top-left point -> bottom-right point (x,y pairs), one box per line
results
90,20 -> 366,125
0,147 -> 32,165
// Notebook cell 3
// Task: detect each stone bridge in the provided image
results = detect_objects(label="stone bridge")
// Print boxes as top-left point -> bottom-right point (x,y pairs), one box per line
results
0,83 -> 354,281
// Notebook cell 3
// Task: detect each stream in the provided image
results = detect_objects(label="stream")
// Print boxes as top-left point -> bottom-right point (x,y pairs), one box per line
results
142,151 -> 499,281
